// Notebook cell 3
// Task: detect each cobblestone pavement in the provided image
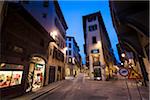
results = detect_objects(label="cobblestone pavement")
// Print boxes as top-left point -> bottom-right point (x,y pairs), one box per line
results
35,73 -> 149,100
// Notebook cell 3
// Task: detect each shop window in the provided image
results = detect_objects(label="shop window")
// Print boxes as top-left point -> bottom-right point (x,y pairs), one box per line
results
0,64 -> 24,88
43,1 -> 49,7
92,36 -> 97,44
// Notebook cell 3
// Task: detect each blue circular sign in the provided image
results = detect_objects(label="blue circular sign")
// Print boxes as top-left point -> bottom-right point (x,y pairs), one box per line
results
119,68 -> 129,77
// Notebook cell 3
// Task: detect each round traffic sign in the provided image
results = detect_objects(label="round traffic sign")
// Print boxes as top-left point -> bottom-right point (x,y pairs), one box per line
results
119,68 -> 129,77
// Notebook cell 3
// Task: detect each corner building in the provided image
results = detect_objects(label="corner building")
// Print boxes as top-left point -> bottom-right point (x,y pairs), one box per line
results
83,12 -> 115,80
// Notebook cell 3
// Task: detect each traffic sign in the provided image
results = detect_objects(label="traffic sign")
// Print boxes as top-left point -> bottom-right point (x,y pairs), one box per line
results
128,69 -> 142,79
119,68 -> 129,77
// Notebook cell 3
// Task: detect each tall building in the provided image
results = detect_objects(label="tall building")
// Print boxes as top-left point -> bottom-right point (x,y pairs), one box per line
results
83,11 -> 116,80
65,36 -> 81,78
0,1 -> 68,98
0,2 -> 54,98
20,1 -> 68,85
110,1 -> 149,86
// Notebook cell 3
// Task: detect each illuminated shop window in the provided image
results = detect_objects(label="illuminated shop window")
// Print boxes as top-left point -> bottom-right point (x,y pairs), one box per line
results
0,64 -> 24,88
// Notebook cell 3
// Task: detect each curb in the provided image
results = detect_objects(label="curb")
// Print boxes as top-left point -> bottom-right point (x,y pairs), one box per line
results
31,83 -> 62,100
13,80 -> 64,100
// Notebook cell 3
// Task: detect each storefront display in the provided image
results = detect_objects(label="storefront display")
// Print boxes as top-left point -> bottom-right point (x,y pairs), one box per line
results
10,71 -> 23,86
0,63 -> 24,88
26,57 -> 45,92
32,63 -> 45,90
0,71 -> 12,88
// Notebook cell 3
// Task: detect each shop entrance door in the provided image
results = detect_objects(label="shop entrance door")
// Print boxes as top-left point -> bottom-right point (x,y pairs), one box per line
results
48,66 -> 55,83
94,67 -> 101,80
26,56 -> 45,92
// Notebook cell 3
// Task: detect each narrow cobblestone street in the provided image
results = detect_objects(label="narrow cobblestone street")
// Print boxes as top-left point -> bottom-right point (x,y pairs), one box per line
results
33,73 -> 149,100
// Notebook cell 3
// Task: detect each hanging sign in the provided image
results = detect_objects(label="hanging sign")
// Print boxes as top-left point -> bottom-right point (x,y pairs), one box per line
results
119,68 -> 129,77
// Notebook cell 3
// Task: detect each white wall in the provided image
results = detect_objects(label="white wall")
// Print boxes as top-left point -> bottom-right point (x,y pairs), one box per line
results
85,15 -> 106,80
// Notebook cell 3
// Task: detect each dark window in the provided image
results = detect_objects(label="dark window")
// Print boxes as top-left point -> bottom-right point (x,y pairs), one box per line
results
94,24 -> 97,30
88,16 -> 96,22
66,50 -> 68,55
89,24 -> 97,31
69,50 -> 72,55
89,26 -> 92,31
88,17 -> 92,22
92,36 -> 97,44
68,38 -> 71,41
42,13 -> 47,18
93,16 -> 96,21
69,43 -> 71,48
43,1 -> 49,7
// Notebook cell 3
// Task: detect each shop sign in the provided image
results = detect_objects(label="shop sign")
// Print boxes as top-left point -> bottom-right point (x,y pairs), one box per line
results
91,49 -> 99,54
0,63 -> 24,70
35,64 -> 43,68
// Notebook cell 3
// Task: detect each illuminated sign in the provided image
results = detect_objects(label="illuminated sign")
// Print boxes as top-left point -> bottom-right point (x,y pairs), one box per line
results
91,49 -> 99,54
35,64 -> 43,68
0,63 -> 24,70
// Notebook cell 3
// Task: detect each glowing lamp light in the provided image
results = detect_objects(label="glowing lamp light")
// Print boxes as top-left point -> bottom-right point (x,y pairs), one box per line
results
64,47 -> 68,51
50,30 -> 57,39
121,53 -> 125,58
121,63 -> 124,65
97,41 -> 101,44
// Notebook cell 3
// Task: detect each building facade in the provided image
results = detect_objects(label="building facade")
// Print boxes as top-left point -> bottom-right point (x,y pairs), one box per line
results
65,36 -> 81,78
83,12 -> 116,81
0,1 -> 68,98
0,2 -> 54,98
20,1 -> 68,85
110,1 -> 149,86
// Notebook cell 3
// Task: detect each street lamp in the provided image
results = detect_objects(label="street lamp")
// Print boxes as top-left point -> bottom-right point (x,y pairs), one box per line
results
50,30 -> 57,40
121,53 -> 125,58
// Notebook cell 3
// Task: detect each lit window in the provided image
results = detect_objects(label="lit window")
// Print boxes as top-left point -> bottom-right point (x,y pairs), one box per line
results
68,57 -> 72,63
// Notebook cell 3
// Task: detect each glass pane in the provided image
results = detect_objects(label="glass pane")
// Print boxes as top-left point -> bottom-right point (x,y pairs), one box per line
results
0,71 -> 12,88
10,71 -> 23,86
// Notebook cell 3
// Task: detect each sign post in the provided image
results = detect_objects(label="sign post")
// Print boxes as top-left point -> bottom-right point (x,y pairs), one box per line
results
128,68 -> 142,100
119,68 -> 132,100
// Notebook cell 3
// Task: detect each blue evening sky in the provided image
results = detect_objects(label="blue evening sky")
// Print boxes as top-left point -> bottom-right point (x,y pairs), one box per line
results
58,0 -> 120,64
